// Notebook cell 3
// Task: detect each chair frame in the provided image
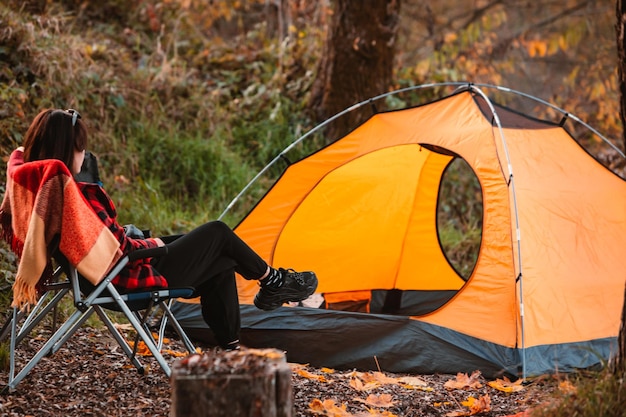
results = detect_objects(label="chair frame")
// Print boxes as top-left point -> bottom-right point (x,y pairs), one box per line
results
3,246 -> 195,391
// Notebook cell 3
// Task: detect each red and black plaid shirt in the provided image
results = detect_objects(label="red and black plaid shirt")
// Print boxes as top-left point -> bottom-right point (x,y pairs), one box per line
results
78,182 -> 168,291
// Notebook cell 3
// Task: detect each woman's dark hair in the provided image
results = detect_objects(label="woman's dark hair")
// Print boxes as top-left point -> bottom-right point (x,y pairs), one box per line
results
22,109 -> 87,169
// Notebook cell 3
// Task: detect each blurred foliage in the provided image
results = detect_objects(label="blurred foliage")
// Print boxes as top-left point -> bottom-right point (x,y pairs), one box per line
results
0,0 -> 623,304
531,368 -> 626,417
396,1 -> 621,143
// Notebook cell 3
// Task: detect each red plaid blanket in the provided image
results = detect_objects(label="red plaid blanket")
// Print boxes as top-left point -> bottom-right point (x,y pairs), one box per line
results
0,148 -> 121,309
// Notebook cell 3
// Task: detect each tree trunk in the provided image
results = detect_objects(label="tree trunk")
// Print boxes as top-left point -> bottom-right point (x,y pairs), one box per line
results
616,0 -> 626,373
309,0 -> 400,142
615,284 -> 626,372
171,348 -> 292,417
617,0 -> 626,151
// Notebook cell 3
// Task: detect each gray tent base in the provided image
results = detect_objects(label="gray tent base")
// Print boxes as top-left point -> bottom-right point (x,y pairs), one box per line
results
170,303 -> 615,379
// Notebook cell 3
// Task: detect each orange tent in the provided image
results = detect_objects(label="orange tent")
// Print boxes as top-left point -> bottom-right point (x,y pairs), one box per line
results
173,84 -> 626,378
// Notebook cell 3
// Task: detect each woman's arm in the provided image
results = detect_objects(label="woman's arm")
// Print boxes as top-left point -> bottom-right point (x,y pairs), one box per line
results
78,183 -> 161,252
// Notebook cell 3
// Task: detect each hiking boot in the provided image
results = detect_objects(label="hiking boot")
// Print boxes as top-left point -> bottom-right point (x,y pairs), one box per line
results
254,268 -> 318,311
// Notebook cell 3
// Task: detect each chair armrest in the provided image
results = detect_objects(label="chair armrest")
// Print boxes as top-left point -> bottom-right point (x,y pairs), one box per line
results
128,246 -> 168,262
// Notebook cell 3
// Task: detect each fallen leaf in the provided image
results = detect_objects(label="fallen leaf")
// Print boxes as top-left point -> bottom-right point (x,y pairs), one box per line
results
350,377 -> 365,390
297,369 -> 329,382
114,323 -> 133,331
469,394 -> 491,415
128,341 -> 153,356
371,371 -> 398,385
246,348 -> 286,359
309,398 -> 351,416
461,397 -> 477,407
354,393 -> 396,408
163,349 -> 187,357
444,371 -> 483,390
487,376 -> 524,393
289,363 -> 308,371
446,394 -> 491,416
397,375 -> 431,390
350,375 -> 380,391
558,380 -> 577,395
309,399 -> 326,414
397,376 -> 428,387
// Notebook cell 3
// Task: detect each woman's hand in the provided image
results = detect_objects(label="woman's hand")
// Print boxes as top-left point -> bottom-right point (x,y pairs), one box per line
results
154,237 -> 165,247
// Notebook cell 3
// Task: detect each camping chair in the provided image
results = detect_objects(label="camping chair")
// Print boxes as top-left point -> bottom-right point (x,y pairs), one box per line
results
1,153 -> 196,391
3,244 -> 196,391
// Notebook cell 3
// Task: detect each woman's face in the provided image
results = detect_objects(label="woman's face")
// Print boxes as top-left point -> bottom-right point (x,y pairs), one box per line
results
72,149 -> 85,175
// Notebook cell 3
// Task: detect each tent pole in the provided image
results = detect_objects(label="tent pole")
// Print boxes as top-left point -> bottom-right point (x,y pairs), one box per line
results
468,85 -> 527,380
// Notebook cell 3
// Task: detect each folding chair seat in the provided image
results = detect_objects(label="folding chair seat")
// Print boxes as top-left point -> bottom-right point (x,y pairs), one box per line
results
2,245 -> 197,392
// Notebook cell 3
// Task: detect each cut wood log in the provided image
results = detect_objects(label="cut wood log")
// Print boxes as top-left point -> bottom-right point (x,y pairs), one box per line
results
171,347 -> 293,417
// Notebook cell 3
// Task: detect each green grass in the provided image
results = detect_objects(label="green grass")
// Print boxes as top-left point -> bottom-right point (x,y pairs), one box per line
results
532,368 -> 626,417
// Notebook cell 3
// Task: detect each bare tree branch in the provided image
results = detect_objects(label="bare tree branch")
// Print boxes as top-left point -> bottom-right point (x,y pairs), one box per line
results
490,0 -> 595,58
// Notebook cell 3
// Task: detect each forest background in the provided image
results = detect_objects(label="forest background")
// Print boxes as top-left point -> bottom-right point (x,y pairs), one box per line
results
1,1 -> 625,414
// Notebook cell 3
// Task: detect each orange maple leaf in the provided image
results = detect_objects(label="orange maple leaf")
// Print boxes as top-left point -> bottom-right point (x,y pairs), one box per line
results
128,341 -> 152,356
444,371 -> 483,390
163,349 -> 187,357
446,394 -> 491,416
468,394 -> 491,415
297,369 -> 329,383
350,376 -> 380,391
309,398 -> 351,416
371,371 -> 399,385
487,376 -> 524,393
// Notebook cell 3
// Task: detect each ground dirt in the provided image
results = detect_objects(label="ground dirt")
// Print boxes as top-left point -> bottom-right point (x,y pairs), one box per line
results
0,326 -> 560,416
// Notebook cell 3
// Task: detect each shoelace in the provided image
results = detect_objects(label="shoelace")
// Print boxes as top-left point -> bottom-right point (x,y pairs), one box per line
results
282,268 -> 306,284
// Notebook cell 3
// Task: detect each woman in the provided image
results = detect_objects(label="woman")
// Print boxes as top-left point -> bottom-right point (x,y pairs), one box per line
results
15,108 -> 318,350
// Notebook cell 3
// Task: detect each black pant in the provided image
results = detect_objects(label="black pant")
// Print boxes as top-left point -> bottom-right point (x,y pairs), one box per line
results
151,221 -> 267,346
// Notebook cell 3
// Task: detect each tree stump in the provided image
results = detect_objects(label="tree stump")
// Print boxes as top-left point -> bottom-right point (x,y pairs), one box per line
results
171,348 -> 293,417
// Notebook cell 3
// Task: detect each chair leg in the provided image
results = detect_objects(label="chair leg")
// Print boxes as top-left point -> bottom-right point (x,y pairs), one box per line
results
92,306 -> 145,373
159,300 -> 196,353
130,300 -> 156,360
48,307 -> 95,356
105,283 -> 172,376
15,288 -> 70,346
0,288 -> 70,346
8,307 -> 19,390
0,308 -> 24,344
7,307 -> 88,390
4,287 -> 73,391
